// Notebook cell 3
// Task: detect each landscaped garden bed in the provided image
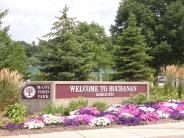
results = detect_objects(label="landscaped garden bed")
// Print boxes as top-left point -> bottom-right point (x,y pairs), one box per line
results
1,100 -> 184,136
0,119 -> 181,136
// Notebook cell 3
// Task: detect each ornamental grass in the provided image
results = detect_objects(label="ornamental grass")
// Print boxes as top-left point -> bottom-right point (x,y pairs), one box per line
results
0,68 -> 23,111
161,65 -> 184,98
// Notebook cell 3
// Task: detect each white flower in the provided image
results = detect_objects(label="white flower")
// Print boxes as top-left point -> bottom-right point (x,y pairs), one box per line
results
106,104 -> 122,112
180,110 -> 184,114
139,107 -> 155,112
105,107 -> 119,114
69,110 -> 79,116
156,110 -> 170,119
168,99 -> 179,102
67,115 -> 78,119
120,113 -> 134,118
90,117 -> 111,126
110,104 -> 122,108
42,114 -> 64,125
163,103 -> 178,109
105,105 -> 122,115
24,120 -> 45,129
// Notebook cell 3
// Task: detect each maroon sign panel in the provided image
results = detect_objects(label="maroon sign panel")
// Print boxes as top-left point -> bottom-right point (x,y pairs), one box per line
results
22,84 -> 50,99
56,83 -> 148,99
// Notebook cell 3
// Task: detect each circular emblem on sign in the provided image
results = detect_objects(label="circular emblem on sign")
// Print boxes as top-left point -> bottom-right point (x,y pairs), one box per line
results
23,86 -> 36,99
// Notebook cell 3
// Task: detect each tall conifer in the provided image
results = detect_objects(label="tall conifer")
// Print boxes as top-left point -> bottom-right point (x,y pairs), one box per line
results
114,14 -> 153,81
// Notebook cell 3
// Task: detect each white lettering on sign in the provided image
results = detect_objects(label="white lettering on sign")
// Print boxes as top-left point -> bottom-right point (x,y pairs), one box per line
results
69,85 -> 137,93
38,90 -> 50,94
38,94 -> 49,99
109,86 -> 137,92
37,85 -> 50,90
70,85 -> 99,93
96,93 -> 114,97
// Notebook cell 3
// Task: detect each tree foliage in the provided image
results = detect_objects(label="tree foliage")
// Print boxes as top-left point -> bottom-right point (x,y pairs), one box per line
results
74,22 -> 113,80
111,0 -> 184,70
40,6 -> 81,80
1,1 -> 184,81
114,14 -> 153,81
40,6 -> 112,81
0,10 -> 28,75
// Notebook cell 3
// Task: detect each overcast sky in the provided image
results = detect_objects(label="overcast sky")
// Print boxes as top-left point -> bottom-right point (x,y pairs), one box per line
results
0,0 -> 121,43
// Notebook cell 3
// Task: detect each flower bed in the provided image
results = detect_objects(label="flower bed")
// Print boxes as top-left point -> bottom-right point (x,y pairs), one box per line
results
1,100 -> 184,130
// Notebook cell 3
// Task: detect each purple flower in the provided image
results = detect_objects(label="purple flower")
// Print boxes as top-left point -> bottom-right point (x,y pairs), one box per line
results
63,117 -> 80,126
76,107 -> 100,116
117,116 -> 140,126
16,123 -> 25,129
170,111 -> 184,120
64,115 -> 95,126
3,123 -> 15,130
3,123 -> 24,130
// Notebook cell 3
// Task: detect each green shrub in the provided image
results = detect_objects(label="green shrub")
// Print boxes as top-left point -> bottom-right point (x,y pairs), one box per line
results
5,103 -> 26,123
122,93 -> 148,104
124,85 -> 179,105
43,98 -> 88,116
0,114 -> 14,128
43,103 -> 53,114
0,69 -> 23,111
151,85 -> 179,102
122,83 -> 184,105
91,102 -> 107,112
68,97 -> 88,111
54,106 -> 65,115
127,86 -> 172,104
43,103 -> 65,115
63,97 -> 88,116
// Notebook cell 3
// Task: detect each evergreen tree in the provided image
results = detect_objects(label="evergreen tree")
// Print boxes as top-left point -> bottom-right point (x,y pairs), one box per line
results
114,14 -> 153,81
45,5 -> 76,38
40,6 -> 113,81
41,6 -> 93,80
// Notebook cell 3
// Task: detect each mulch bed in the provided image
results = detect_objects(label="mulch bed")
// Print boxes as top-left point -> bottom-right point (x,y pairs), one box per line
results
0,119 -> 182,136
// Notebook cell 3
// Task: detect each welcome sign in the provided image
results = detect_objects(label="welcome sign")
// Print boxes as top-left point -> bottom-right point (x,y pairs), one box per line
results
55,82 -> 148,99
21,81 -> 149,113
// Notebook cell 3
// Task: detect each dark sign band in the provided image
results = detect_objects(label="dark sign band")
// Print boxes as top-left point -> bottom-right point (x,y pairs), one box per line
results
22,84 -> 50,99
55,83 -> 148,99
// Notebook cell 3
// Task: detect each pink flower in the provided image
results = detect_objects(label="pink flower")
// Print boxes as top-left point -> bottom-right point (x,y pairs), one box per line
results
175,105 -> 184,112
74,107 -> 100,116
75,115 -> 95,124
139,112 -> 159,122
103,114 -> 118,122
